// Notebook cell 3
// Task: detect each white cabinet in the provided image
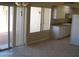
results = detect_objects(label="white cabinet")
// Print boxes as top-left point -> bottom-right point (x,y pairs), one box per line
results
52,26 -> 60,39
52,24 -> 71,39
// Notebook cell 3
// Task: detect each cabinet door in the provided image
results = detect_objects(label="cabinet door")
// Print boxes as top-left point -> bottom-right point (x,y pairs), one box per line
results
52,26 -> 60,39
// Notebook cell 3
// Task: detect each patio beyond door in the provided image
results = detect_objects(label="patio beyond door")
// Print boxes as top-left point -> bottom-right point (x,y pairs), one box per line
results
0,5 -> 13,50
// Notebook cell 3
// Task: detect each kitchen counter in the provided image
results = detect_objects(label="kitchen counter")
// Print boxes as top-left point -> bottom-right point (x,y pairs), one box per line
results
52,23 -> 71,26
52,23 -> 71,39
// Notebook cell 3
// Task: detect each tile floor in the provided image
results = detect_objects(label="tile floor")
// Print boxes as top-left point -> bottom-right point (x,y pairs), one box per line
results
0,37 -> 79,57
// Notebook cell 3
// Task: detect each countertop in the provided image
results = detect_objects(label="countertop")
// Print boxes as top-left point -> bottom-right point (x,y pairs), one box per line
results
52,23 -> 71,27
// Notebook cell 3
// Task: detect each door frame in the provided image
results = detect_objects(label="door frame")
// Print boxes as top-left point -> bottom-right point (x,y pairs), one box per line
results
8,5 -> 10,48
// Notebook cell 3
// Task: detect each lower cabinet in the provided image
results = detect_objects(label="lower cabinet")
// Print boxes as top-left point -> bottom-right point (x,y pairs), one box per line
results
52,25 -> 71,39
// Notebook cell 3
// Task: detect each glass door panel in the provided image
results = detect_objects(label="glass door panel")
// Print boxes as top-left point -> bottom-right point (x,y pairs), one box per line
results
43,8 -> 51,31
0,5 -> 13,50
30,7 -> 41,33
0,6 -> 8,49
10,6 -> 13,47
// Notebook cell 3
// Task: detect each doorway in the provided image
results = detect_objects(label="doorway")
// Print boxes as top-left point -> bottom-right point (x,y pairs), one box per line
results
0,5 -> 13,50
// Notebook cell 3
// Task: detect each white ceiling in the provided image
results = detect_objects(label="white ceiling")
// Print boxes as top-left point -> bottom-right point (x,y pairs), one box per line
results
29,2 -> 79,8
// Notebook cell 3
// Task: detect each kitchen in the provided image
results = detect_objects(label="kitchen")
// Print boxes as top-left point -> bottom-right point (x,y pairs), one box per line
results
51,5 -> 72,40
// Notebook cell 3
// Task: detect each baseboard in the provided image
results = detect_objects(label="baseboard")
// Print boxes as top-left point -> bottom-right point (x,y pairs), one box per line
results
57,34 -> 70,40
69,43 -> 79,47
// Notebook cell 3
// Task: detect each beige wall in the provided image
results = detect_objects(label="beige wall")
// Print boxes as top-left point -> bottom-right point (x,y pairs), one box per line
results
72,8 -> 79,14
52,6 -> 71,24
52,6 -> 66,25
56,6 -> 65,19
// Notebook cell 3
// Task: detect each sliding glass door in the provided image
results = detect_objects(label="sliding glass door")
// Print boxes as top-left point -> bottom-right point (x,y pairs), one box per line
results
0,5 -> 13,50
0,6 -> 8,50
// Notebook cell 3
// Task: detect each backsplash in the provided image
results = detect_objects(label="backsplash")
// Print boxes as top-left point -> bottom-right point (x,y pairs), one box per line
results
51,19 -> 66,25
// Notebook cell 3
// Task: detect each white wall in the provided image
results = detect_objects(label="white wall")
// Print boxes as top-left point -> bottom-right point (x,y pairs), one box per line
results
70,15 -> 79,46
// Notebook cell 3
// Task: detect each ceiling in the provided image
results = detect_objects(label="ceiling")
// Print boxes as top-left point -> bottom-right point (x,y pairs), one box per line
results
30,2 -> 79,8
0,2 -> 79,8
